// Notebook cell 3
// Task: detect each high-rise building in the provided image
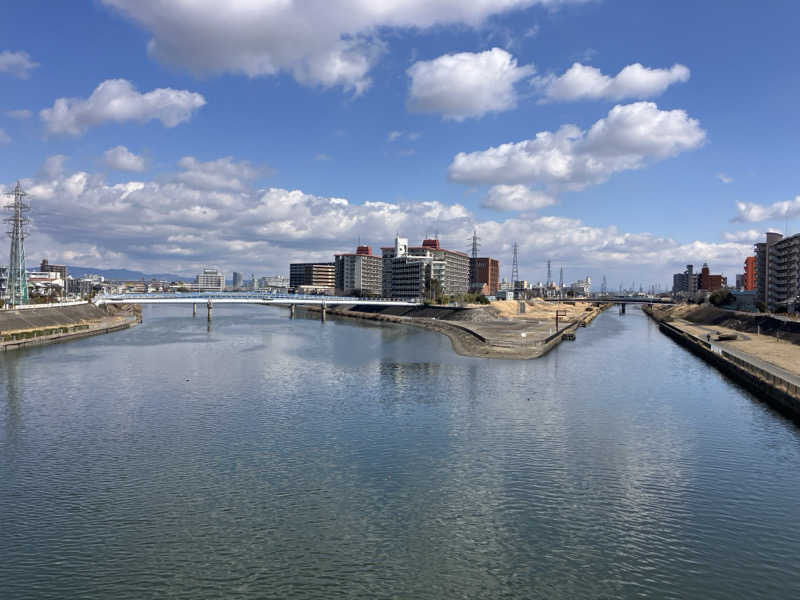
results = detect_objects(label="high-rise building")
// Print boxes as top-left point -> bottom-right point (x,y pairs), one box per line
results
334,245 -> 382,296
289,262 -> 335,291
195,268 -> 225,291
672,265 -> 699,296
755,232 -> 800,311
381,236 -> 469,300
743,256 -> 756,291
232,271 -> 243,289
754,232 -> 785,309
469,257 -> 499,295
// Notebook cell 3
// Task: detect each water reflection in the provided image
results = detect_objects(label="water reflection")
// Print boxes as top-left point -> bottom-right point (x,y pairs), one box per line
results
1,305 -> 800,599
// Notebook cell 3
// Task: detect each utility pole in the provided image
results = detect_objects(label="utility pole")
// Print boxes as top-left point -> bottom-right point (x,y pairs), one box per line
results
4,182 -> 30,307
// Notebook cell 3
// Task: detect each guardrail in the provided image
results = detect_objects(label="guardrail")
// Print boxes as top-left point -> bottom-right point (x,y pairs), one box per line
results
2,300 -> 89,311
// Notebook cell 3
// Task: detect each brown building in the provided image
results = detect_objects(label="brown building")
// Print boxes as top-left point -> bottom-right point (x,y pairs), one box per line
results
289,262 -> 335,291
743,256 -> 755,291
699,263 -> 726,291
469,257 -> 499,295
40,258 -> 67,280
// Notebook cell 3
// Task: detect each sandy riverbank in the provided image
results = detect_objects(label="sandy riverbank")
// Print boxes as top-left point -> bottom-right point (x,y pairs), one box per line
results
306,300 -> 608,359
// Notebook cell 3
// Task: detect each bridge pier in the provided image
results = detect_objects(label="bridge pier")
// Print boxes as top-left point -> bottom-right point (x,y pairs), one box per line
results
192,303 -> 196,317
289,303 -> 295,319
619,303 -> 626,315
321,302 -> 326,322
207,299 -> 213,321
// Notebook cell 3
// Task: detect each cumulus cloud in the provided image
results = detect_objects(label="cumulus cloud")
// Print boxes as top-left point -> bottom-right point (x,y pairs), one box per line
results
539,62 -> 690,102
483,184 -> 555,211
721,229 -> 778,243
101,0 -> 577,93
40,79 -> 206,136
0,129 -> 10,145
104,146 -> 146,172
5,109 -> 32,120
407,48 -> 535,120
0,50 -> 39,78
732,196 -> 800,223
449,101 -> 705,190
174,156 -> 265,192
7,155 -> 748,284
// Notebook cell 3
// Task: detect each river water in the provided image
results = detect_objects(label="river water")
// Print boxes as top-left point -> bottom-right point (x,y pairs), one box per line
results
2,305 -> 800,599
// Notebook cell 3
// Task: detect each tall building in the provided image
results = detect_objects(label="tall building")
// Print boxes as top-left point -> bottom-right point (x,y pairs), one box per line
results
755,232 -> 800,311
232,271 -> 243,289
743,256 -> 756,291
381,236 -> 469,300
196,268 -> 225,291
469,257 -> 499,295
754,232 -> 784,309
672,265 -> 699,296
289,262 -> 335,292
335,245 -> 382,296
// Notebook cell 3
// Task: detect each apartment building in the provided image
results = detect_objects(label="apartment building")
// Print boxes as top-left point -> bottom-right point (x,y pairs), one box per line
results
334,245 -> 383,296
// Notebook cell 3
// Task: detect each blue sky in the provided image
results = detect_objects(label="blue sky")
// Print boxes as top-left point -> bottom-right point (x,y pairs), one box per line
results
1,0 -> 799,287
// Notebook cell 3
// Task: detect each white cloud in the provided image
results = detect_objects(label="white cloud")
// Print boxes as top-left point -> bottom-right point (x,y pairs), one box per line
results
5,109 -> 32,120
104,146 -> 146,172
174,156 -> 265,192
8,156 -> 747,282
721,229 -> 779,243
102,1 -> 578,93
732,196 -> 800,223
449,101 -> 705,190
0,129 -> 10,145
483,184 -> 555,211
716,173 -> 733,184
388,130 -> 404,142
0,50 -> 39,79
314,153 -> 332,161
407,48 -> 535,120
40,79 -> 206,136
539,62 -> 690,102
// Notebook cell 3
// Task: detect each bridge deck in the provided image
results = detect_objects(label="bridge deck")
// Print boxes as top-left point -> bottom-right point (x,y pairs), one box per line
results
94,292 -> 420,306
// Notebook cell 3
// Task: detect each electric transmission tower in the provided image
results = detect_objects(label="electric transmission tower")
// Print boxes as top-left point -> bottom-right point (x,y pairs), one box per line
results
471,228 -> 480,260
546,259 -> 552,286
559,265 -> 564,298
468,228 -> 480,287
4,182 -> 30,306
601,275 -> 607,295
511,242 -> 519,284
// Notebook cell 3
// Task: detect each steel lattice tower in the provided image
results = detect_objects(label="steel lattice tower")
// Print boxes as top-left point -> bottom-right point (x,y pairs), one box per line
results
511,242 -> 519,284
559,265 -> 564,298
4,182 -> 30,306
546,259 -> 552,286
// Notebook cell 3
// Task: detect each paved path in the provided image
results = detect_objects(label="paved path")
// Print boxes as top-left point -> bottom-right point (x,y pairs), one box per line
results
673,319 -> 800,388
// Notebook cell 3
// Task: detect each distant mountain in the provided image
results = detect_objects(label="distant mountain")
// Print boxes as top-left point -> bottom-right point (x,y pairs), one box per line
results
64,265 -> 190,281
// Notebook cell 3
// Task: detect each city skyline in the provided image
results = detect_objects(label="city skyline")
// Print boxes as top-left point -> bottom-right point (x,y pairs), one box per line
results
1,1 -> 799,288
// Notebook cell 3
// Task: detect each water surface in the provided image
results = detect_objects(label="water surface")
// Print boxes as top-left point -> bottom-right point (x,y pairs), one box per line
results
2,305 -> 800,598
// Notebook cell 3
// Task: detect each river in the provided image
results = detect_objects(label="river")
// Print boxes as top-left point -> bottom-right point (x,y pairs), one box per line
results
2,304 -> 800,598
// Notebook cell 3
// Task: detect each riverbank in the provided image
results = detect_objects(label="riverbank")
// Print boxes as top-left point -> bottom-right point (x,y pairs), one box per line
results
644,304 -> 800,421
0,303 -> 141,351
300,301 -> 609,359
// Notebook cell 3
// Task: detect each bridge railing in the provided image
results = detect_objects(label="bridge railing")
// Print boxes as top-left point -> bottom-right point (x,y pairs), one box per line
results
95,291 -> 422,304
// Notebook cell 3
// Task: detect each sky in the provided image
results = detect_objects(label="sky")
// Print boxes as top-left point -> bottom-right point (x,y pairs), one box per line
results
1,0 -> 799,288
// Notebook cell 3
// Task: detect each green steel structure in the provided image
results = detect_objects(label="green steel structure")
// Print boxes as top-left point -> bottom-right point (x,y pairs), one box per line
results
4,182 -> 30,306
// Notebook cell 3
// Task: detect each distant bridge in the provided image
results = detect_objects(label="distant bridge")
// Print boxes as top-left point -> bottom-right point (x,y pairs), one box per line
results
93,291 -> 419,320
542,296 -> 675,305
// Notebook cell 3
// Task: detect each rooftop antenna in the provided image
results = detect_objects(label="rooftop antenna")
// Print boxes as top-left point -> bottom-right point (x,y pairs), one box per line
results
4,181 -> 30,306
511,242 -> 519,284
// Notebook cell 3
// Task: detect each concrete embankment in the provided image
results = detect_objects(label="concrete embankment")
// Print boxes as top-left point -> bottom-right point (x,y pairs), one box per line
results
643,305 -> 800,422
0,303 -> 141,351
299,302 -> 609,359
